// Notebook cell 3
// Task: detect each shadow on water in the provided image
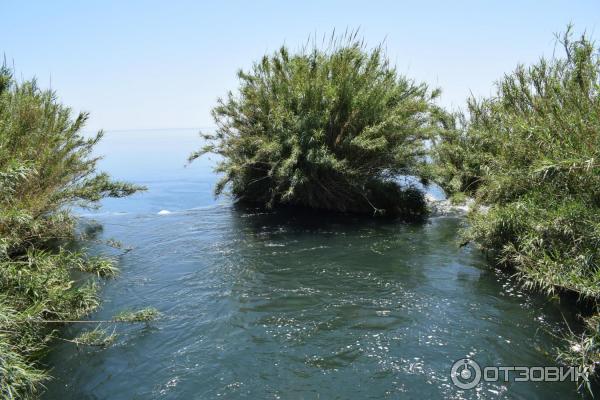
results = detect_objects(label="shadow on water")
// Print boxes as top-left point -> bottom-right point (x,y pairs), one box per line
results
194,205 -> 598,399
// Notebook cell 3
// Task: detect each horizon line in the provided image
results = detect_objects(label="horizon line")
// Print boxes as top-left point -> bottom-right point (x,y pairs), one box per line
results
82,126 -> 218,134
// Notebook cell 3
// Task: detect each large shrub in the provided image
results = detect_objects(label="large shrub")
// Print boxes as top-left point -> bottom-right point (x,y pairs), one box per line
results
432,27 -> 600,379
0,67 -> 143,399
192,34 -> 441,217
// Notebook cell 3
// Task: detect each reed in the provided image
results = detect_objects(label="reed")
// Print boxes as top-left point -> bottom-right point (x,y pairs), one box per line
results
0,66 -> 145,399
191,32 -> 442,217
432,26 -> 600,380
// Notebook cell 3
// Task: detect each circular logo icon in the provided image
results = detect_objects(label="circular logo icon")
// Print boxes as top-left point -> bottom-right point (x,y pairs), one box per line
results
451,358 -> 482,389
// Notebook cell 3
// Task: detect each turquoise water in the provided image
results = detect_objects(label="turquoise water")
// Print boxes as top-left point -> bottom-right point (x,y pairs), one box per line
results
43,130 -> 591,399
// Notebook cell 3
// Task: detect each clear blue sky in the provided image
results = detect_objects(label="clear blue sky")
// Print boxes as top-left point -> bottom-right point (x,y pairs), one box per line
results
1,1 -> 599,131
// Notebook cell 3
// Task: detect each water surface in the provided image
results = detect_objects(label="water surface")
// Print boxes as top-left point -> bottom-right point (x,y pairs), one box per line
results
43,129 -> 590,399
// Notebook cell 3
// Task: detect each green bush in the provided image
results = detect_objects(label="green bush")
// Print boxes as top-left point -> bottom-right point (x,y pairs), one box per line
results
191,33 -> 441,217
433,26 -> 600,378
0,66 -> 143,399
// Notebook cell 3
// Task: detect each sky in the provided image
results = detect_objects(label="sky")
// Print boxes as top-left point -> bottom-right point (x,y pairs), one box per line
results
1,0 -> 599,132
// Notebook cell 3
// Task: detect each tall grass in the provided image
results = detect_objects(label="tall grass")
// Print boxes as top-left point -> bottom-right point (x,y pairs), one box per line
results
190,32 -> 442,217
0,66 -> 143,399
432,26 -> 600,379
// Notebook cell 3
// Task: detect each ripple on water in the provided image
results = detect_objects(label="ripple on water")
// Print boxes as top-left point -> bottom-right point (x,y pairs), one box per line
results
42,206 -> 592,399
